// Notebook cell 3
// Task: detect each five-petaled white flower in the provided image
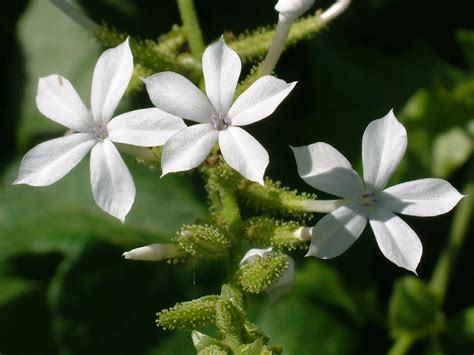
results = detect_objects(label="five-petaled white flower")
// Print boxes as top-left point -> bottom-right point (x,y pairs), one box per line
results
275,0 -> 315,20
240,247 -> 295,302
292,111 -> 464,273
14,39 -> 186,222
143,37 -> 296,185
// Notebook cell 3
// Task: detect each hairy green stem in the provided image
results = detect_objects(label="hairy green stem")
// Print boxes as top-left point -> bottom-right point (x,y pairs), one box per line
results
177,0 -> 205,61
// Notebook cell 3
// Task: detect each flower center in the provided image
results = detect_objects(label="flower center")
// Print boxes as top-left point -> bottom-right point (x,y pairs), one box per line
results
211,112 -> 231,131
360,191 -> 377,208
90,125 -> 108,141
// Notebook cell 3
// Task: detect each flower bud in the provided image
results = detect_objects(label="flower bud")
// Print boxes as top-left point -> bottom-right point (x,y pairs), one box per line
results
239,248 -> 295,302
275,0 -> 315,20
122,243 -> 180,261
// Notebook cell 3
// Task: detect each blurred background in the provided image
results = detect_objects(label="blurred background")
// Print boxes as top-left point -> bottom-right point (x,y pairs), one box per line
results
0,0 -> 473,354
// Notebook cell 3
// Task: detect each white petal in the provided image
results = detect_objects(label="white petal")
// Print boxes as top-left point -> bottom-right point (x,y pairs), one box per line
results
266,256 -> 295,303
362,110 -> 407,190
369,207 -> 422,273
378,178 -> 464,217
91,38 -> 133,126
203,36 -> 241,114
239,247 -> 273,267
161,124 -> 218,175
219,127 -> 269,185
14,133 -> 95,186
143,72 -> 215,123
291,143 -> 362,198
275,0 -> 315,19
36,75 -> 94,132
228,76 -> 296,126
306,204 -> 367,259
90,139 -> 135,222
107,108 -> 186,147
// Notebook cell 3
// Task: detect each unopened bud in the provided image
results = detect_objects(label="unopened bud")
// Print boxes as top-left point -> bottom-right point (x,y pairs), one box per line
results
122,243 -> 180,261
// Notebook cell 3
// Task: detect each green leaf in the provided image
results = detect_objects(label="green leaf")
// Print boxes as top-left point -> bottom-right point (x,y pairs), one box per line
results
388,276 -> 444,339
192,331 -> 228,352
0,158 -> 207,258
432,127 -> 473,178
47,241 -> 197,355
256,297 -> 358,355
294,261 -> 364,324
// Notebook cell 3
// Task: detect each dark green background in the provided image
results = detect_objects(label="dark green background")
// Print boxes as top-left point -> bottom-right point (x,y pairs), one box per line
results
0,0 -> 472,354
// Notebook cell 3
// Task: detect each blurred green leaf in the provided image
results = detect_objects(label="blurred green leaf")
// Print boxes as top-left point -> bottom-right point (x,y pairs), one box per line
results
443,306 -> 474,353
388,276 -> 444,339
48,241 -> 199,355
432,126 -> 472,178
256,297 -> 358,355
0,158 -> 207,258
294,261 -> 364,324
0,277 -> 57,355
16,0 -> 102,150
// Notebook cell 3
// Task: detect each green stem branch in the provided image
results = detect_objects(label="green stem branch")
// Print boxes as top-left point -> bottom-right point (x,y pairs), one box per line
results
429,180 -> 473,302
177,0 -> 205,61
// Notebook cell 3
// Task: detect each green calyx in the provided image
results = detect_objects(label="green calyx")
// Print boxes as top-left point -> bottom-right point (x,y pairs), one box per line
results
238,253 -> 289,294
157,295 -> 220,330
175,224 -> 230,260
244,217 -> 308,250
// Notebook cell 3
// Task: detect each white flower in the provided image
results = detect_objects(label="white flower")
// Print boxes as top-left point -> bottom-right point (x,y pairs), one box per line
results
292,110 -> 464,273
143,37 -> 296,185
240,247 -> 295,302
123,243 -> 180,261
14,39 -> 186,222
275,0 -> 315,20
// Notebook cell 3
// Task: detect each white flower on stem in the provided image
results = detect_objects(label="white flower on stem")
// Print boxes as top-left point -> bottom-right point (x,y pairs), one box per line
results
143,37 -> 296,185
14,39 -> 185,222
292,110 -> 464,273
275,0 -> 314,21
240,247 -> 295,302
123,243 -> 180,261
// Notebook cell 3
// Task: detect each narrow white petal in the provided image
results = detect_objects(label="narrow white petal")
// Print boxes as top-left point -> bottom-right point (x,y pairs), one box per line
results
306,204 -> 367,259
161,124 -> 218,175
91,38 -> 133,125
239,247 -> 273,266
90,139 -> 135,222
107,108 -> 186,147
369,207 -> 422,273
291,143 -> 362,198
362,110 -> 407,190
378,178 -> 464,217
228,76 -> 296,126
203,36 -> 241,114
36,75 -> 93,132
143,72 -> 215,123
14,133 -> 95,186
219,127 -> 269,184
